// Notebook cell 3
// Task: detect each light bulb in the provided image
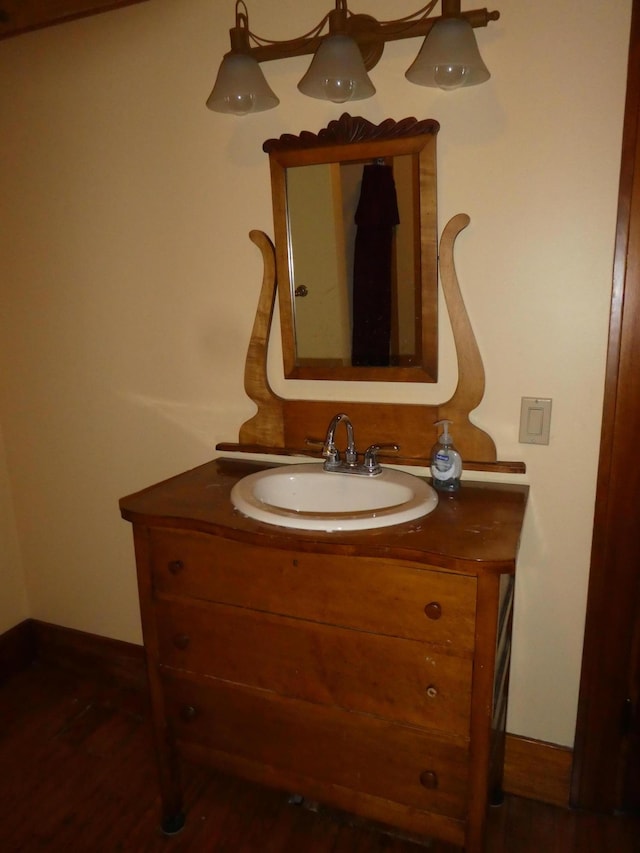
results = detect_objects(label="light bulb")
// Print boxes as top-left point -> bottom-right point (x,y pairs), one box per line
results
405,17 -> 490,91
224,93 -> 256,115
298,34 -> 375,102
322,77 -> 355,103
433,64 -> 470,90
206,53 -> 279,115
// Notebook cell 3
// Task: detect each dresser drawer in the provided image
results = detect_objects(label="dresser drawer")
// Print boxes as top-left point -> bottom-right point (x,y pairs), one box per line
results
155,598 -> 472,737
163,671 -> 470,821
150,529 -> 477,653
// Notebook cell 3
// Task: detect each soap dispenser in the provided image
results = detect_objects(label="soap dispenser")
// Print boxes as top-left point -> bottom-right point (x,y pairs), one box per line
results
430,419 -> 462,493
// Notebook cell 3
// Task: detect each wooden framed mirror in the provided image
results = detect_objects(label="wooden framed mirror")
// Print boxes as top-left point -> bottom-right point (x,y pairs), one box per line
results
264,114 -> 439,383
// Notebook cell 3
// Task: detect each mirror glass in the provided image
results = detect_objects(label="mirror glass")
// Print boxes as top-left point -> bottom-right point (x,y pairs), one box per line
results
265,114 -> 439,383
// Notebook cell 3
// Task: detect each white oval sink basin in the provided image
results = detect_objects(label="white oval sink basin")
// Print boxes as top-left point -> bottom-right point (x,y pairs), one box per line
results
230,463 -> 438,531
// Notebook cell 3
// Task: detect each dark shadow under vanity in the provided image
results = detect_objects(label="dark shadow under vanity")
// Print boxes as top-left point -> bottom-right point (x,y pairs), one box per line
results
120,457 -> 528,853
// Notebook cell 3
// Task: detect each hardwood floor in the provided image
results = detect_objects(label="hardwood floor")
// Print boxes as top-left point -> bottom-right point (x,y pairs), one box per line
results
1,661 -> 638,852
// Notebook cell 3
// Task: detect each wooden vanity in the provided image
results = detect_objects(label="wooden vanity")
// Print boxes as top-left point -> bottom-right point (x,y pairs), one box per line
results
120,457 -> 528,852
118,115 -> 528,852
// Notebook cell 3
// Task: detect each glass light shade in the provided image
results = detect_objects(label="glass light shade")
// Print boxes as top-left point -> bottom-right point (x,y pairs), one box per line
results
206,52 -> 279,115
298,34 -> 375,103
405,17 -> 490,90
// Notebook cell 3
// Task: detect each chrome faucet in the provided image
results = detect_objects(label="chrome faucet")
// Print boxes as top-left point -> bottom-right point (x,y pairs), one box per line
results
321,413 -> 399,475
322,413 -> 358,471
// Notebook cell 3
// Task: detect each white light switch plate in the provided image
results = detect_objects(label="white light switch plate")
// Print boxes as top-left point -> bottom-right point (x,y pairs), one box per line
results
519,397 -> 552,445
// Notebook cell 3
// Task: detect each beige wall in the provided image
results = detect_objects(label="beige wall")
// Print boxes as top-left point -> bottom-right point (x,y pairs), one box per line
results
0,0 -> 631,746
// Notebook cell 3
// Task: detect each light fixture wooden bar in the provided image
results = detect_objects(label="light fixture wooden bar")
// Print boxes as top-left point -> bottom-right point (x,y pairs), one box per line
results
234,2 -> 499,70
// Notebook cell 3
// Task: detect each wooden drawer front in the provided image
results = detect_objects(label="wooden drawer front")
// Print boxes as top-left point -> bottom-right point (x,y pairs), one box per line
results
150,529 -> 477,652
155,599 -> 472,737
162,672 -> 470,821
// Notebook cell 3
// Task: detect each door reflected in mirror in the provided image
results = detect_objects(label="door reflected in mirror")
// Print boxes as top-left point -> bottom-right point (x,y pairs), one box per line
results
288,156 -> 420,368
265,114 -> 439,383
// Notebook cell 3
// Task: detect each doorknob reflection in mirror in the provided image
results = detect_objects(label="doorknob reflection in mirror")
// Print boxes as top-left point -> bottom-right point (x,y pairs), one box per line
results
207,0 -> 500,115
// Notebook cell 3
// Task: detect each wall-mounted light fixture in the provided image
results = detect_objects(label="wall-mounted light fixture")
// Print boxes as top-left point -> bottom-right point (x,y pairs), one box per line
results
207,0 -> 500,116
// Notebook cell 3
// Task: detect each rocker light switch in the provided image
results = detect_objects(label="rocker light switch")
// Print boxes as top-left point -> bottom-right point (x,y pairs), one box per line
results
519,397 -> 552,445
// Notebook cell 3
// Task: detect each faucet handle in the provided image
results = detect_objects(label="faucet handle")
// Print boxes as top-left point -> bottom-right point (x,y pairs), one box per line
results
363,443 -> 400,474
304,437 -> 326,450
302,437 -> 335,463
308,434 -> 341,465
305,434 -> 336,453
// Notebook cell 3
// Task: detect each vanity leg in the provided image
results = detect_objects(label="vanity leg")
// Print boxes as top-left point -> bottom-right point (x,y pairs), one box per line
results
161,810 -> 186,836
132,526 -> 186,837
155,744 -> 185,835
155,735 -> 186,836
489,786 -> 505,807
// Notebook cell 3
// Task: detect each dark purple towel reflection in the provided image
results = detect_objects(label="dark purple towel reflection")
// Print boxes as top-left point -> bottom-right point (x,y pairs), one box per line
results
351,164 -> 400,367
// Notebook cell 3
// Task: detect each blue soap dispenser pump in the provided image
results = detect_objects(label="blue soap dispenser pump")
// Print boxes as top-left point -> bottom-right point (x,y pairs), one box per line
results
430,419 -> 462,493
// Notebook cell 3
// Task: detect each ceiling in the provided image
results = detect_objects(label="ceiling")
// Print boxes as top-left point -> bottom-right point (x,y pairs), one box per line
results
0,0 -> 148,40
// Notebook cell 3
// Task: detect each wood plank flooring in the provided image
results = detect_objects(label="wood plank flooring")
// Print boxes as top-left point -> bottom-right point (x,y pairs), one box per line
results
1,661 -> 638,852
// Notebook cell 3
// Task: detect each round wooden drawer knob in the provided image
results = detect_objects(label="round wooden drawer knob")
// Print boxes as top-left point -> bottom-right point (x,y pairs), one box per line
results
424,601 -> 442,620
180,705 -> 197,722
168,560 -> 184,575
173,634 -> 190,650
425,685 -> 438,699
419,770 -> 439,790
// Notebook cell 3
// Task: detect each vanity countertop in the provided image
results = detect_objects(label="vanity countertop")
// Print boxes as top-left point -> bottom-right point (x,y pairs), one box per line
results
119,457 -> 528,576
